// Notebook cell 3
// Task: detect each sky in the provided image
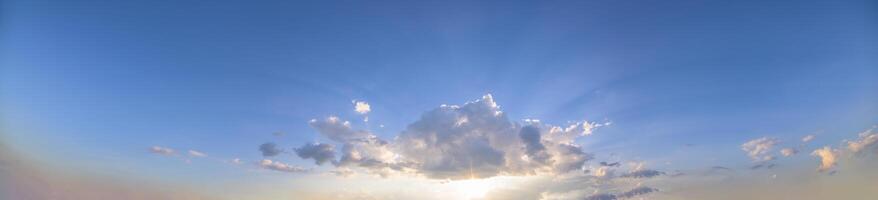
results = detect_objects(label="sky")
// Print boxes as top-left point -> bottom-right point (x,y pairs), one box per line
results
1,0 -> 877,199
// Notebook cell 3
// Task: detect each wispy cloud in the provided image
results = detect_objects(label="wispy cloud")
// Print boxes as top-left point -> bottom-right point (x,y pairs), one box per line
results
258,159 -> 308,173
149,146 -> 175,156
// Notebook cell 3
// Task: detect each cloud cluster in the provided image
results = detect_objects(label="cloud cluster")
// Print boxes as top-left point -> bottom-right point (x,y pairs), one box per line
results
741,137 -> 778,162
301,94 -> 602,179
846,127 -> 877,155
306,116 -> 404,177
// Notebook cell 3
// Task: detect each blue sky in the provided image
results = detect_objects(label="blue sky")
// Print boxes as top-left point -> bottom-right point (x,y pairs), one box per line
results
2,0 -> 877,199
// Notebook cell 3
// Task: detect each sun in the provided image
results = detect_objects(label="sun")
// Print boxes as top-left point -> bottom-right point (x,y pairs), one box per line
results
450,178 -> 495,200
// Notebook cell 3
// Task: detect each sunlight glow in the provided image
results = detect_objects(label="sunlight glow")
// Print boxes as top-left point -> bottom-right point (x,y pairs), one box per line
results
450,179 -> 495,200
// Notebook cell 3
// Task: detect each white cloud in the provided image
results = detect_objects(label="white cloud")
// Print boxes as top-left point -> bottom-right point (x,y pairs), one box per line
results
258,159 -> 308,173
846,127 -> 877,154
309,116 -> 373,142
149,146 -> 175,156
593,166 -> 614,178
187,150 -> 207,157
780,148 -> 798,157
394,94 -> 596,179
741,137 -> 779,162
353,100 -> 371,115
810,146 -> 838,172
802,135 -> 815,143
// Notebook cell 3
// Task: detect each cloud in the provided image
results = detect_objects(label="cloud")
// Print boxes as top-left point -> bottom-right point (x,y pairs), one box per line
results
583,186 -> 658,200
353,100 -> 371,115
258,159 -> 308,173
599,162 -> 620,167
229,158 -> 242,165
393,94 -> 597,179
617,186 -> 659,198
309,116 -> 373,142
802,135 -> 815,143
846,127 -> 877,154
259,142 -> 284,157
593,166 -> 615,178
780,148 -> 798,157
741,137 -> 779,162
303,94 -> 602,179
187,150 -> 207,157
520,125 -> 551,165
811,146 -> 838,172
309,116 -> 405,176
149,146 -> 175,155
750,163 -> 776,170
294,142 -> 336,165
619,169 -> 665,178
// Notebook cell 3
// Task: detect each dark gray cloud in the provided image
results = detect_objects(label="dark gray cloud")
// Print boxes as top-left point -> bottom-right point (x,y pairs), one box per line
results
520,125 -> 550,164
294,142 -> 336,165
259,142 -> 283,157
599,161 -> 620,167
750,163 -> 776,170
583,186 -> 658,200
617,186 -> 658,198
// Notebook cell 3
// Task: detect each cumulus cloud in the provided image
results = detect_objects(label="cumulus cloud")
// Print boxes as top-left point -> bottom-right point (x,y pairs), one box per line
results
258,159 -> 308,173
846,127 -> 877,154
394,94 -> 596,179
353,100 -> 371,114
149,146 -> 175,155
780,148 -> 798,157
259,142 -> 284,157
741,137 -> 779,162
802,135 -> 815,143
294,142 -> 336,165
811,146 -> 838,172
302,94 -> 602,179
187,150 -> 207,157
